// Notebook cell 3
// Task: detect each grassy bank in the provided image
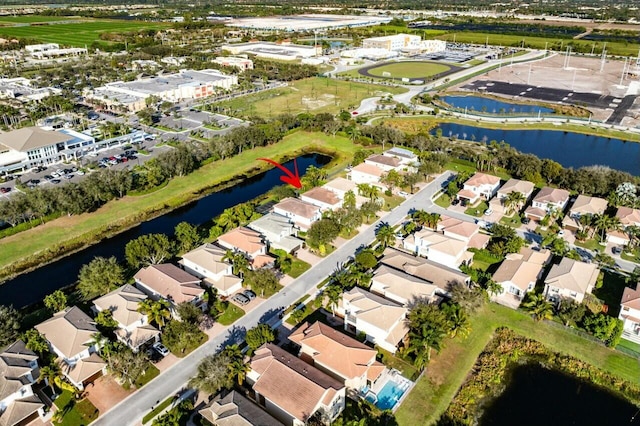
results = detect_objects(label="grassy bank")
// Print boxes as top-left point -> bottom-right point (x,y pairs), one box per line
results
0,131 -> 359,282
395,303 -> 640,426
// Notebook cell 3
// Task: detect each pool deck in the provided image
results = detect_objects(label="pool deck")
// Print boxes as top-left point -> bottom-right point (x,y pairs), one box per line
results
361,368 -> 416,412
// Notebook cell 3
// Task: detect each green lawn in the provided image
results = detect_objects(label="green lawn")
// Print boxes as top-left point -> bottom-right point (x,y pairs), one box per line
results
471,250 -> 502,272
53,390 -> 99,426
434,193 -> 452,208
574,238 -> 605,252
218,303 -> 245,326
288,258 -> 311,278
380,193 -> 404,211
617,339 -> 640,356
366,61 -> 452,79
0,132 -> 360,280
0,15 -> 83,23
499,214 -> 522,228
142,396 -> 174,424
133,363 -> 160,389
593,271 -> 631,317
395,303 -> 640,426
464,201 -> 489,217
209,77 -> 407,118
377,347 -> 419,381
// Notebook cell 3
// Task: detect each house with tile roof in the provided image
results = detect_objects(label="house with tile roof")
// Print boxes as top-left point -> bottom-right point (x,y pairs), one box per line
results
364,154 -> 401,172
338,288 -> 408,354
383,147 -> 417,166
347,163 -> 385,188
198,390 -> 283,426
288,321 -> 385,391
35,307 -> 106,390
543,257 -> 599,304
562,195 -> 608,231
492,248 -> 552,309
247,343 -> 345,426
217,227 -> 274,270
273,198 -> 322,231
609,207 -> 640,245
619,286 -> 640,345
248,213 -> 302,254
180,243 -> 243,297
0,340 -> 47,426
489,178 -> 535,214
322,178 -> 368,208
436,216 -> 490,249
134,263 -> 205,313
456,172 -> 501,205
402,229 -> 473,269
92,285 -> 160,352
524,187 -> 570,222
370,265 -> 441,306
300,187 -> 342,211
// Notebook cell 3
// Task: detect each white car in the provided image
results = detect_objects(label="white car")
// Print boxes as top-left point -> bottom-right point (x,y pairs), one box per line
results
76,170 -> 85,176
152,342 -> 170,357
398,191 -> 410,198
484,209 -> 493,216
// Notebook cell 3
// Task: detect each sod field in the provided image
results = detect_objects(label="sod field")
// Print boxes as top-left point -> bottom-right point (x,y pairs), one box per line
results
208,77 -> 408,118
0,15 -> 84,24
0,20 -> 169,47
365,61 -> 452,79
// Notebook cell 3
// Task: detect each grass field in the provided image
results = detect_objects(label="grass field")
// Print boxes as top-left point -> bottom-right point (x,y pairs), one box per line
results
0,132 -> 361,280
0,20 -> 168,47
395,303 -> 640,426
365,61 -> 452,79
210,77 -> 407,118
0,15 -> 84,24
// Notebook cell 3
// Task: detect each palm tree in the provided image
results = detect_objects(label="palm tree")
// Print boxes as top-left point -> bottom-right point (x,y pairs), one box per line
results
411,209 -> 430,228
442,304 -> 472,339
594,214 -> 620,242
223,344 -> 249,385
426,213 -> 441,229
39,364 -> 61,394
504,191 -> 526,216
324,285 -> 343,316
375,222 -> 395,249
216,208 -> 239,231
522,294 -> 554,321
223,250 -> 251,278
137,299 -> 172,329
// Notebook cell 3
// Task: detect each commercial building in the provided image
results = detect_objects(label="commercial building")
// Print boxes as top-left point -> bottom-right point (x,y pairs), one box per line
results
362,34 -> 421,51
212,56 -> 254,71
0,77 -> 61,102
226,14 -> 391,32
86,69 -> 238,112
25,43 -> 87,59
221,41 -> 321,61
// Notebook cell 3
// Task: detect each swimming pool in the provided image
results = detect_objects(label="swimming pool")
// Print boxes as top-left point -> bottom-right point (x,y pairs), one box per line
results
371,380 -> 408,411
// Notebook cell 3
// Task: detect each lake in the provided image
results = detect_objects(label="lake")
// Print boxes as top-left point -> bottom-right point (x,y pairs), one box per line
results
0,154 -> 331,308
480,364 -> 640,426
433,123 -> 640,175
440,95 -> 554,115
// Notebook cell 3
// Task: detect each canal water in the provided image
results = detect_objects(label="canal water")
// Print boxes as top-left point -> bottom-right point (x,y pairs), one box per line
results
0,154 -> 331,308
480,364 -> 640,425
433,123 -> 640,175
440,95 -> 554,115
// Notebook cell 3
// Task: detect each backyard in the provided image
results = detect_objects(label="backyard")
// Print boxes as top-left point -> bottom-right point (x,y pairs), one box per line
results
53,390 -> 99,426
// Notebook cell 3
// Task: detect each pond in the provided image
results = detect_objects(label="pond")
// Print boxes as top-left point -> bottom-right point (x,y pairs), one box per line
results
0,153 -> 331,308
433,123 -> 640,175
440,95 -> 555,115
480,364 -> 640,426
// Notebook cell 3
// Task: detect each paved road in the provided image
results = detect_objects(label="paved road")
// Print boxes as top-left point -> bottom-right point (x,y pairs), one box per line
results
92,172 -> 454,426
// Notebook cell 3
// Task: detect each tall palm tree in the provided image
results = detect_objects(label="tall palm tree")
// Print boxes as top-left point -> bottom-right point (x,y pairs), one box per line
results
137,299 -> 171,329
39,364 -> 61,394
442,304 -> 471,339
594,214 -> 620,242
504,191 -> 526,216
375,222 -> 395,249
426,213 -> 441,229
411,209 -> 430,228
223,344 -> 249,385
522,294 -> 554,321
223,250 -> 251,277
324,285 -> 343,316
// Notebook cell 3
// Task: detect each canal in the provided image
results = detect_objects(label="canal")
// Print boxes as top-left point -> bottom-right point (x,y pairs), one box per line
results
433,123 -> 640,175
480,363 -> 640,425
440,95 -> 554,115
0,154 -> 331,308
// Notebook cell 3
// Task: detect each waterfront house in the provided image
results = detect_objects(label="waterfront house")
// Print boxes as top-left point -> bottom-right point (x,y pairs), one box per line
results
347,163 -> 385,188
489,178 -> 535,214
619,285 -> 640,345
492,248 -> 552,309
543,257 -> 599,304
247,213 -> 302,254
300,187 -> 342,211
364,154 -> 402,172
134,264 -> 205,313
524,187 -> 570,222
217,227 -> 274,269
608,207 -> 640,245
273,198 -> 322,231
562,195 -> 608,231
180,243 -> 243,297
456,172 -> 501,205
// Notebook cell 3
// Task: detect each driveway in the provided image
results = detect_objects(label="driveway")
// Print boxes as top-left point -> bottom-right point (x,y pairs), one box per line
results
84,375 -> 132,414
91,171 -> 455,426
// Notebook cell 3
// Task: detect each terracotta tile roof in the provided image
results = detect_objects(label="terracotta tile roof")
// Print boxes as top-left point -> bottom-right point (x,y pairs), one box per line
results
545,258 -> 599,294
301,187 -> 341,206
289,321 -> 377,381
366,361 -> 386,382
616,206 -> 640,227
468,233 -> 490,249
323,177 -> 356,194
533,187 -> 570,204
525,206 -> 547,219
343,288 -> 407,334
35,306 -> 98,359
506,247 -> 552,265
365,154 -> 401,168
115,325 -> 160,350
464,172 -> 500,187
456,189 -> 477,200
385,320 -> 409,348
498,178 -> 534,196
350,163 -> 384,178
621,286 -> 640,311
250,344 -> 344,423
413,230 -> 467,257
218,227 -> 265,255
273,198 -> 320,220
203,275 -> 242,292
181,243 -> 230,275
493,259 -> 543,292
63,352 -> 105,385
438,216 -> 479,240
93,285 -> 147,328
569,195 -> 608,216
198,390 -> 282,426
0,395 -> 43,426
134,264 -> 202,304
252,254 -> 275,269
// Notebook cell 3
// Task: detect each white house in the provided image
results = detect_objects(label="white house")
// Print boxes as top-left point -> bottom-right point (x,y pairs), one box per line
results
35,307 -> 106,390
543,257 -> 599,304
92,285 -> 160,352
489,178 -> 535,214
0,340 -> 47,426
562,195 -> 608,231
609,207 -> 640,245
456,172 -> 501,205
492,248 -> 552,309
347,163 -> 385,188
525,187 -> 570,222
383,147 -> 417,167
619,285 -> 640,345
300,187 -> 342,211
436,216 -> 490,248
247,343 -> 346,426
247,213 -> 302,253
364,154 -> 402,172
273,197 -> 322,231
179,243 -> 243,297
370,265 -> 441,306
402,229 -> 473,269
339,288 -> 408,354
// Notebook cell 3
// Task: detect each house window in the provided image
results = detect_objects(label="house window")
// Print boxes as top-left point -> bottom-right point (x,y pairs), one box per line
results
570,291 -> 577,298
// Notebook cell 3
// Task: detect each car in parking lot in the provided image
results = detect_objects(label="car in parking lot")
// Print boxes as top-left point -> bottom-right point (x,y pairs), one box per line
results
152,342 -> 170,357
242,289 -> 256,301
0,187 -> 11,193
44,175 -> 54,181
50,179 -> 61,184
232,293 -> 250,306
522,217 -> 531,225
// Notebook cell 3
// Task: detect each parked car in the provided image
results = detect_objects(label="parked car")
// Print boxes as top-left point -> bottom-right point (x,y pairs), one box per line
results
51,179 -> 61,184
398,191 -> 410,198
522,217 -> 531,225
0,187 -> 11,193
243,289 -> 256,301
152,342 -> 170,357
451,198 -> 460,206
612,246 -> 622,255
484,208 -> 493,216
232,293 -> 250,306
44,175 -> 54,181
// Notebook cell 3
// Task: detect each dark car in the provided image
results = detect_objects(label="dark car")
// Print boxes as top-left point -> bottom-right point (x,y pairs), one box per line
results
44,175 -> 54,181
242,289 -> 256,301
522,217 -> 531,225
612,246 -> 622,255
0,187 -> 10,193
451,198 -> 460,206
232,293 -> 250,306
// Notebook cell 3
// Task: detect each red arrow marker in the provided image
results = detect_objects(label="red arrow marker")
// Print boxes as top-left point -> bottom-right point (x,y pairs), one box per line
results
258,158 -> 302,189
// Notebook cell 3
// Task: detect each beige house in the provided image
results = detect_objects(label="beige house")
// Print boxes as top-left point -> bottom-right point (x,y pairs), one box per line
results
525,187 -> 570,221
0,340 -> 47,426
247,344 -> 346,426
370,265 -> 442,306
92,285 -> 160,352
247,213 -> 302,254
543,258 -> 599,304
347,163 -> 385,188
180,243 -> 243,297
134,264 -> 204,312
35,307 -> 106,390
489,178 -> 535,214
217,227 -> 274,269
609,207 -> 640,245
492,248 -> 552,309
338,288 -> 408,354
436,216 -> 490,248
323,178 -> 368,207
364,154 -> 401,172
456,173 -> 501,205
562,195 -> 608,231
619,286 -> 640,345
289,321 -> 385,391
402,229 -> 473,269
300,187 -> 342,211
198,390 -> 282,426
273,198 -> 322,231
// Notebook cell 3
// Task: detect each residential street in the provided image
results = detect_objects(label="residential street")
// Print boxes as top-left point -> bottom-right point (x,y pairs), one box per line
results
92,172 -> 454,426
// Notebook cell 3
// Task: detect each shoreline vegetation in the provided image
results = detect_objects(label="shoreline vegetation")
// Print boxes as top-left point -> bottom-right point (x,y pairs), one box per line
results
0,131 -> 358,283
